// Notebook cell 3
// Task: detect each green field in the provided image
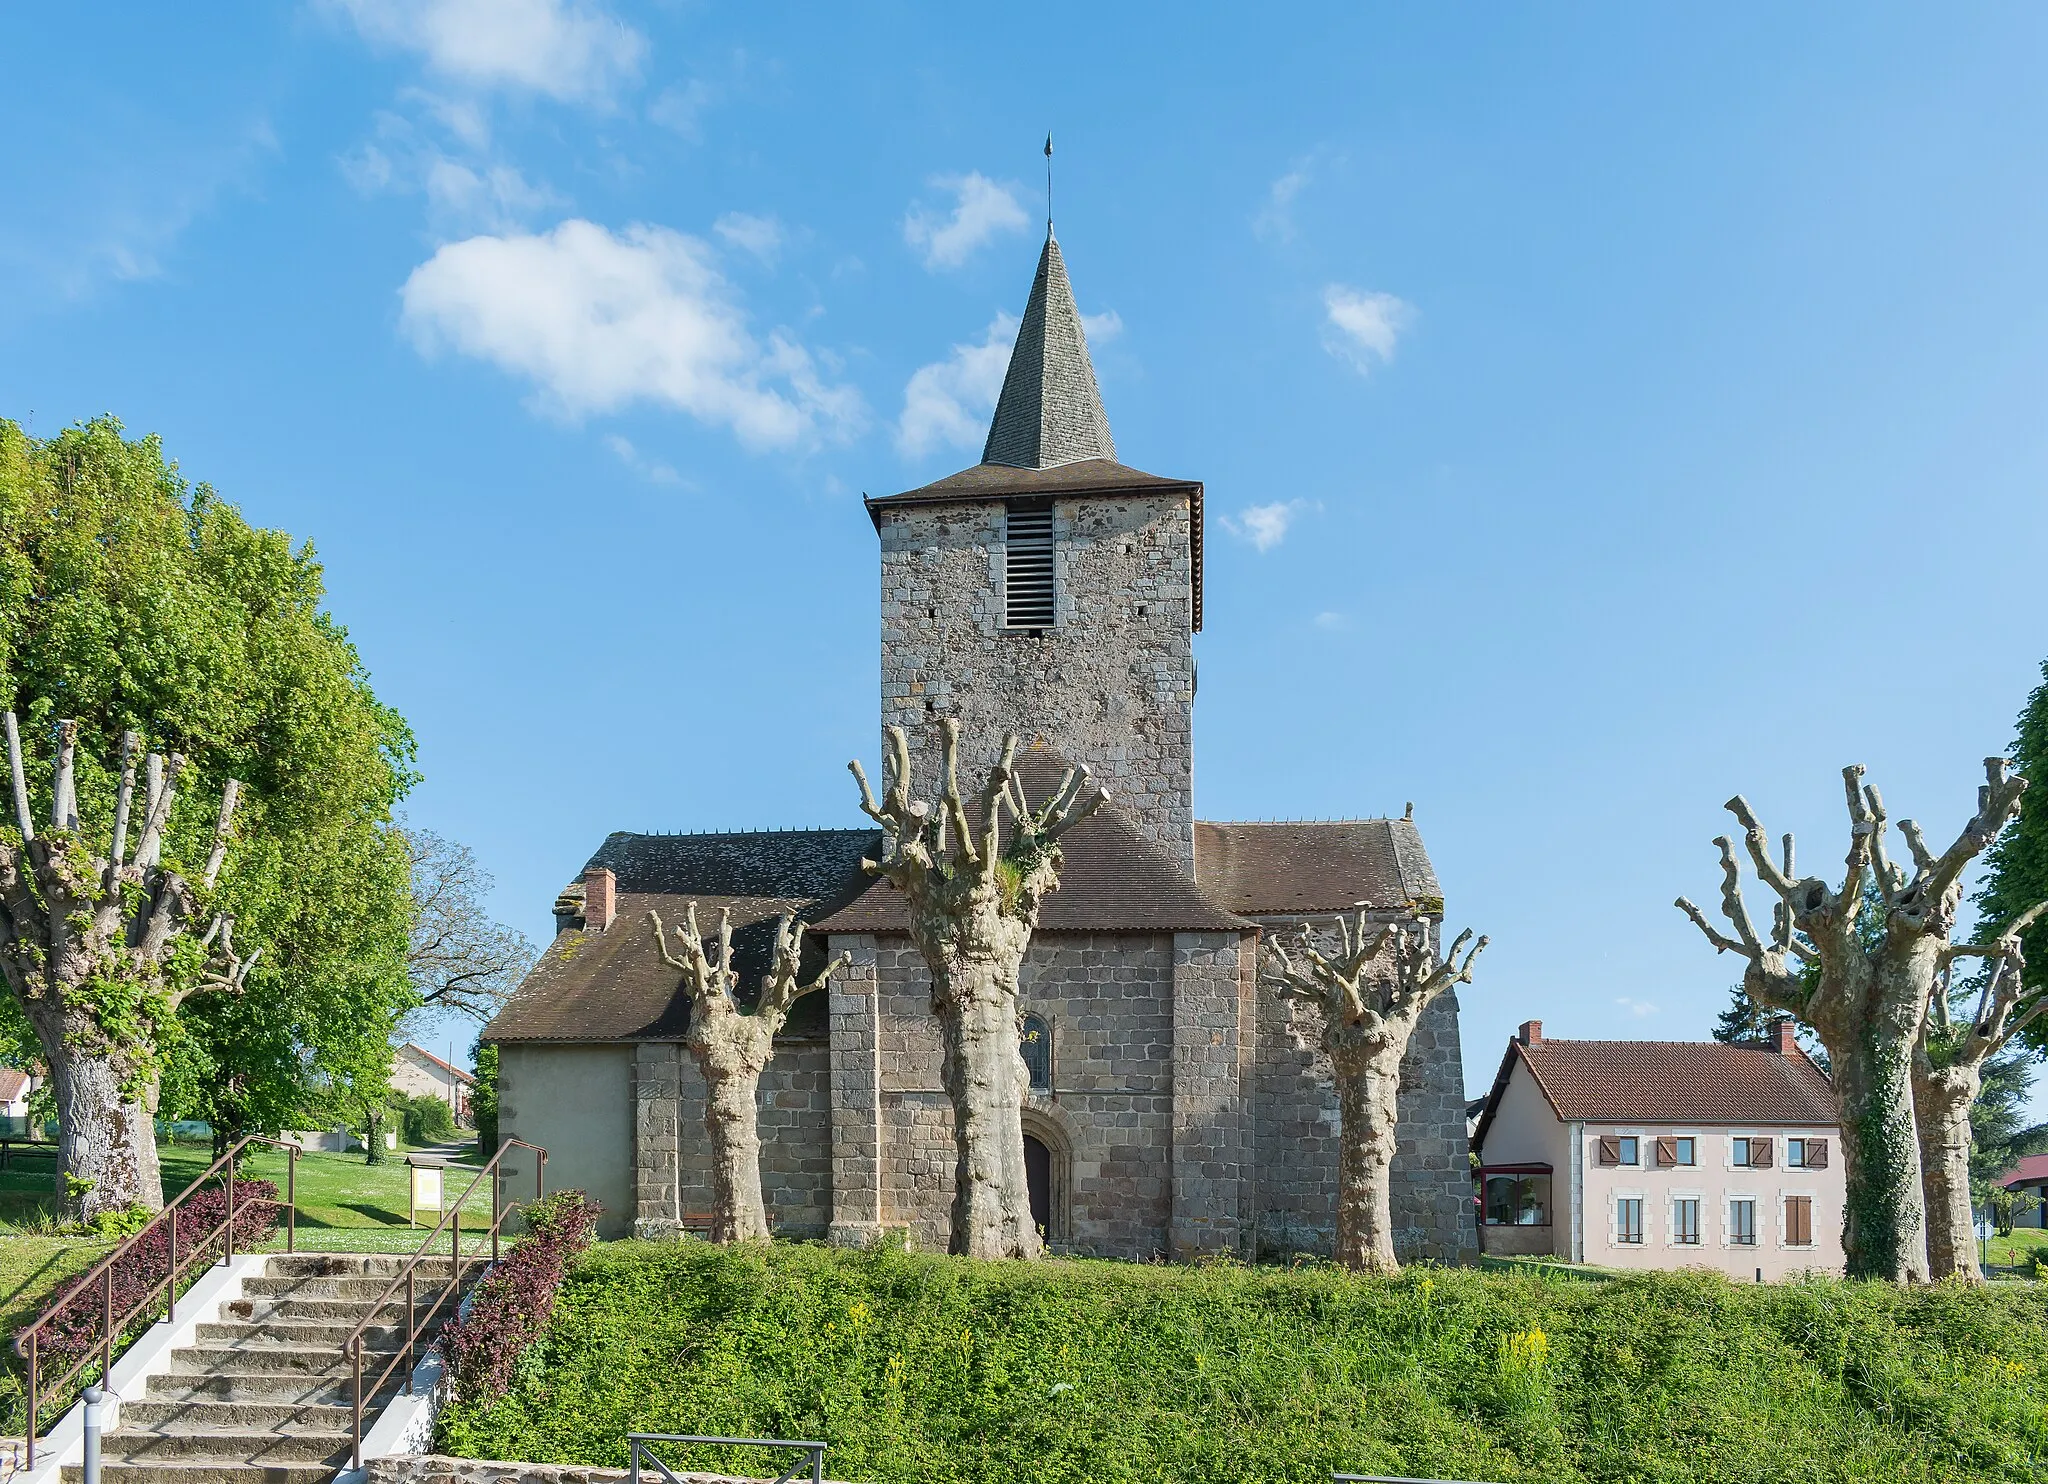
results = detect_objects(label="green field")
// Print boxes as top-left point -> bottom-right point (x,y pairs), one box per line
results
438,1241 -> 2048,1484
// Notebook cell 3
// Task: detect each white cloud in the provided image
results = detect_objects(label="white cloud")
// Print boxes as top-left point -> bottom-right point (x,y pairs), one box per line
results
1313,611 -> 1349,631
399,218 -> 864,449
1615,996 -> 1661,1018
340,110 -> 559,234
896,313 -> 1017,457
713,212 -> 783,262
1255,162 -> 1311,243
1322,284 -> 1414,374
903,173 -> 1029,271
1221,500 -> 1310,553
332,0 -> 645,104
603,434 -> 684,486
1080,309 -> 1123,344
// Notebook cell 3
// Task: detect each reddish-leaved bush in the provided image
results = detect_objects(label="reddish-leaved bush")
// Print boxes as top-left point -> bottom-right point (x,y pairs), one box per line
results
440,1189 -> 601,1406
26,1179 -> 281,1374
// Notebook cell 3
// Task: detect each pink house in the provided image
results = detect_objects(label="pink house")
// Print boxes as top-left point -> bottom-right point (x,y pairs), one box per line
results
1470,1021 -> 1845,1280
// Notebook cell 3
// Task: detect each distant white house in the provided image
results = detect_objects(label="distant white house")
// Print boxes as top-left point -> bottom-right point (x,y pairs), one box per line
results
0,1066 -> 38,1134
391,1043 -> 474,1125
1470,1020 -> 1846,1280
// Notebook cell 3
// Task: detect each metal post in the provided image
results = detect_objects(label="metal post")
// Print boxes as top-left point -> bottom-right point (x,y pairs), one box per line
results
403,1267 -> 415,1396
225,1159 -> 236,1266
26,1331 -> 38,1468
81,1384 -> 104,1484
101,1265 -> 114,1386
351,1338 -> 363,1471
492,1159 -> 502,1263
288,1147 -> 298,1254
167,1208 -> 178,1322
452,1203 -> 460,1279
811,1444 -> 823,1484
628,1439 -> 640,1484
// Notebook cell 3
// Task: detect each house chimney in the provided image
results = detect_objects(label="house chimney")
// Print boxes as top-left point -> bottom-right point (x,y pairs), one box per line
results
1771,1019 -> 1798,1055
1518,1019 -> 1542,1046
583,866 -> 617,932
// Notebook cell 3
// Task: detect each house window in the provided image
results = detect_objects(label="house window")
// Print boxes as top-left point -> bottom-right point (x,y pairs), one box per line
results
1004,505 -> 1055,629
1020,1014 -> 1052,1092
1657,1136 -> 1697,1168
1673,1197 -> 1702,1245
1618,1135 -> 1639,1166
1733,1136 -> 1772,1169
1786,1137 -> 1827,1170
1729,1198 -> 1757,1246
1482,1172 -> 1551,1226
1616,1197 -> 1645,1245
1784,1194 -> 1814,1247
1786,1138 -> 1806,1168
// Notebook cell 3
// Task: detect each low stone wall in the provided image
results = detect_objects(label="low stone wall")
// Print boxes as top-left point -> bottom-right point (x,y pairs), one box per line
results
365,1455 -> 851,1484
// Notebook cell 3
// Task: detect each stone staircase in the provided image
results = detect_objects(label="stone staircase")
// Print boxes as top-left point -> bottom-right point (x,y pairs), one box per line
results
65,1253 -> 485,1484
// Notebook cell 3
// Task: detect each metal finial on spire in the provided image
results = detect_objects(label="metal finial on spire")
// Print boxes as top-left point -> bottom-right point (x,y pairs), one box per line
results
1044,132 -> 1053,234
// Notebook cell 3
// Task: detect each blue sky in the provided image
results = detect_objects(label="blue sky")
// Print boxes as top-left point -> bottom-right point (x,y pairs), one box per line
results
5,4 -> 2047,1110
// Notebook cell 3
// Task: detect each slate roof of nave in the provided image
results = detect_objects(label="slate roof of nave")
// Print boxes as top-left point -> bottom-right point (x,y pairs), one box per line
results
486,774 -> 1443,1044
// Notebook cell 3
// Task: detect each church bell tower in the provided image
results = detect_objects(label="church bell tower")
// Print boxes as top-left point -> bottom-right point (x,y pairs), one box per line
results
865,231 -> 1203,870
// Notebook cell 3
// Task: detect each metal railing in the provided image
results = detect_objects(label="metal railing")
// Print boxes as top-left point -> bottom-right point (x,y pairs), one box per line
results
345,1138 -> 546,1469
13,1134 -> 302,1468
629,1433 -> 827,1484
1335,1474 -> 1500,1483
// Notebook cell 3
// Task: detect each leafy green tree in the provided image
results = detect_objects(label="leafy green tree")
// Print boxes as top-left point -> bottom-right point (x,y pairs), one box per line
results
1975,660 -> 2048,1056
470,1039 -> 499,1158
0,416 -> 415,1212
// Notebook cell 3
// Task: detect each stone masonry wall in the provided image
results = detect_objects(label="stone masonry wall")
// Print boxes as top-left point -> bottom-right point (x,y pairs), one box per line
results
868,932 -> 1177,1258
630,1037 -> 834,1241
1169,932 -> 1255,1258
876,495 -> 1196,868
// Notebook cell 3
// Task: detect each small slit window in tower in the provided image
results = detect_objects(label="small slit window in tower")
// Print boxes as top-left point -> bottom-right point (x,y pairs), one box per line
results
1020,1013 -> 1052,1091
1004,505 -> 1055,629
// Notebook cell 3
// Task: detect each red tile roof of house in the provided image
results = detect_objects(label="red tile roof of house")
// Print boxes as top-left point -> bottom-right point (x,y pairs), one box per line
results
0,1067 -> 28,1103
2000,1153 -> 2048,1187
1473,1035 -> 1836,1152
400,1043 -> 474,1084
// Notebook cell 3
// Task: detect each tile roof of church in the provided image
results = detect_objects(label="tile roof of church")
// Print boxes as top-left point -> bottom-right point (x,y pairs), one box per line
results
484,768 -> 1445,1043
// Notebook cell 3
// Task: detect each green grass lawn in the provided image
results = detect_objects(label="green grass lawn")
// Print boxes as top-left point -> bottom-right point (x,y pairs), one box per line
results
1983,1230 -> 2048,1274
439,1241 -> 2048,1484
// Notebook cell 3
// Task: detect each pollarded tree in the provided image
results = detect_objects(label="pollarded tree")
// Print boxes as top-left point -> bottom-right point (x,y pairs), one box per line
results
1263,909 -> 1486,1274
1913,901 -> 2048,1281
849,721 -> 1105,1259
0,717 -> 256,1218
650,904 -> 848,1243
1677,759 -> 2028,1282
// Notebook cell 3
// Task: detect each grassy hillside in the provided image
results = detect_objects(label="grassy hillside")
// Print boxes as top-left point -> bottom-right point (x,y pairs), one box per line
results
438,1242 -> 2048,1484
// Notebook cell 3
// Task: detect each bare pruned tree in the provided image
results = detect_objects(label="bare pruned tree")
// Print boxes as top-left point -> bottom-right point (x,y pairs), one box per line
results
849,721 -> 1105,1259
0,718 -> 254,1218
650,904 -> 847,1242
1264,909 -> 1485,1273
1676,758 -> 2028,1282
1915,900 -> 2048,1281
403,829 -> 536,1024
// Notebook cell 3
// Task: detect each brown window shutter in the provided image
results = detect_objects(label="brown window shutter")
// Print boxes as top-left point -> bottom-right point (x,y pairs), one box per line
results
1805,1138 -> 1828,1169
1750,1138 -> 1774,1169
1597,1136 -> 1620,1167
1785,1195 -> 1812,1246
1654,1136 -> 1678,1168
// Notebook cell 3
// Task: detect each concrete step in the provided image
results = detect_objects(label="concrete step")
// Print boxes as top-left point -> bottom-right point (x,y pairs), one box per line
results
222,1295 -> 433,1324
238,1275 -> 428,1302
260,1253 -> 484,1281
167,1344 -> 399,1378
144,1371 -> 399,1406
117,1400 -> 359,1432
94,1430 -> 348,1465
194,1319 -> 410,1348
65,1462 -> 338,1484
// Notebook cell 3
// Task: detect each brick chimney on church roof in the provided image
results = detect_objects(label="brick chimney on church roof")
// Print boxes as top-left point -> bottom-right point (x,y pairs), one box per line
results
583,866 -> 617,932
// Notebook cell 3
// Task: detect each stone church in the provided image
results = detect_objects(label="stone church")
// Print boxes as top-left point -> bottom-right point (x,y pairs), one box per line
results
485,230 -> 1477,1264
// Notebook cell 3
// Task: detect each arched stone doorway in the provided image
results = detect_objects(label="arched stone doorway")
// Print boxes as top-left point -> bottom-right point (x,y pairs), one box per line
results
1019,1108 -> 1071,1246
1024,1133 -> 1053,1239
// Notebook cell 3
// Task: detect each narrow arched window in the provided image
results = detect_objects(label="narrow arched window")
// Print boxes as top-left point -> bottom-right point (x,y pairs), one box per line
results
1020,1013 -> 1052,1092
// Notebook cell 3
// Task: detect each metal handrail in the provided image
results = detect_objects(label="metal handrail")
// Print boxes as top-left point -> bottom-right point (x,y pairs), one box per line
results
1335,1474 -> 1501,1483
346,1138 -> 546,1469
13,1134 -> 301,1468
630,1433 -> 827,1484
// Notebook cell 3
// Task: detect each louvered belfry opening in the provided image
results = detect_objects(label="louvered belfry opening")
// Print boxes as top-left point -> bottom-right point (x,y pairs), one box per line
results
1004,503 -> 1055,629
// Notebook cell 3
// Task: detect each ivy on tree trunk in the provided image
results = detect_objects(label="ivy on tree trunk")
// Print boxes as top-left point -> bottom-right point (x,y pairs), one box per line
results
0,716 -> 253,1220
1678,758 -> 2029,1282
849,722 -> 1104,1260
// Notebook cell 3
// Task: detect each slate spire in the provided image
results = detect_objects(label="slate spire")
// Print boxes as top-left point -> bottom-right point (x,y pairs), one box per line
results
982,231 -> 1117,470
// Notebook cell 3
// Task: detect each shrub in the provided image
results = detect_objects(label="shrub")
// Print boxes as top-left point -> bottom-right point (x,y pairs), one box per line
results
27,1180 -> 279,1377
439,1190 -> 600,1407
395,1093 -> 458,1147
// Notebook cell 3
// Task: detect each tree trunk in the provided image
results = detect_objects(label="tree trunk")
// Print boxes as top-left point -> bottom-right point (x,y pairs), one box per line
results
1332,1044 -> 1404,1273
698,1047 -> 772,1244
47,1042 -> 162,1220
1911,1053 -> 1981,1282
1823,1018 -> 1929,1283
935,958 -> 1040,1261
